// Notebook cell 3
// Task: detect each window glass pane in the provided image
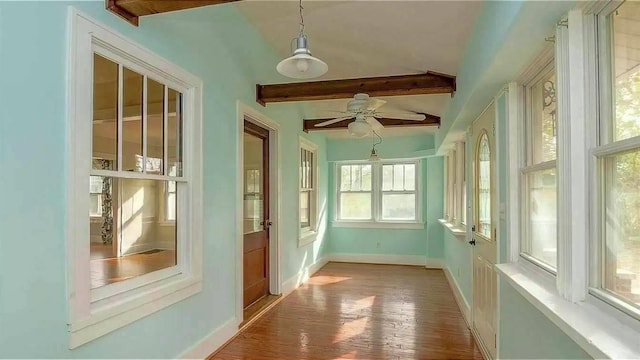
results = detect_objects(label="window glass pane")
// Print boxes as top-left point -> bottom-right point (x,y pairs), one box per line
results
243,132 -> 264,234
340,165 -> 352,191
393,165 -> 405,191
122,68 -> 143,172
382,165 -> 393,191
603,148 -> 640,307
477,134 -> 491,238
168,88 -> 183,176
339,193 -> 371,220
147,78 -> 164,174
92,54 -> 118,170
361,165 -> 372,191
526,169 -> 557,268
89,177 -> 177,289
613,2 -> 640,141
300,191 -> 310,228
530,70 -> 557,163
351,165 -> 362,191
404,164 -> 416,191
90,194 -> 102,217
382,194 -> 416,221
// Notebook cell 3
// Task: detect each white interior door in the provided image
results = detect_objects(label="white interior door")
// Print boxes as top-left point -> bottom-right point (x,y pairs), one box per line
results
471,103 -> 497,359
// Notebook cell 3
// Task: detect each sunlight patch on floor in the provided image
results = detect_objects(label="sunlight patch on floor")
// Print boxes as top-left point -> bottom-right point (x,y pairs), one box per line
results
307,275 -> 351,285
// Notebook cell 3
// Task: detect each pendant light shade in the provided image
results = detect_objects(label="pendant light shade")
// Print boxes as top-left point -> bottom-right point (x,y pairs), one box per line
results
277,0 -> 328,79
277,35 -> 328,79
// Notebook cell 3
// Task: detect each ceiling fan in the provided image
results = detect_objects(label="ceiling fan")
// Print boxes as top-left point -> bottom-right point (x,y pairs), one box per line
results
313,93 -> 427,138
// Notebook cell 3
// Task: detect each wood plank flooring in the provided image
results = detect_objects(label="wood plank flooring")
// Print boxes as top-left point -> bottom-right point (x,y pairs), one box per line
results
210,262 -> 483,360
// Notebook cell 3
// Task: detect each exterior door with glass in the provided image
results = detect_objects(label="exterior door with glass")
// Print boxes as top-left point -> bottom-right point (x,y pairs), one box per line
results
471,103 -> 497,359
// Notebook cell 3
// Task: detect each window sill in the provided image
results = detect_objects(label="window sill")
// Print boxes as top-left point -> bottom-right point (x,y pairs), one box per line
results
298,230 -> 318,247
332,221 -> 424,230
496,262 -> 640,360
438,219 -> 466,238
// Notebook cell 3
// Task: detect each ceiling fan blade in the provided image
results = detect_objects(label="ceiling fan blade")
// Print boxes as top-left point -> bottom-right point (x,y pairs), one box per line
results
366,98 -> 387,110
365,117 -> 384,131
315,116 -> 354,127
375,112 -> 426,121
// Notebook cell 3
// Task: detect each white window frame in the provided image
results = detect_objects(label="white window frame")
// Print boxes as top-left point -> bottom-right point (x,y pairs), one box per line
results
440,143 -> 466,237
298,137 -> 319,246
66,9 -> 203,348
517,47 -> 558,274
334,159 -> 423,229
590,0 -> 640,321
498,5 -> 640,359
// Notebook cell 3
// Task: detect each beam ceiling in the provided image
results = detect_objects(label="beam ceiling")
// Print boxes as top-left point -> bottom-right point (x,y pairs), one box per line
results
106,0 -> 240,26
256,72 -> 456,106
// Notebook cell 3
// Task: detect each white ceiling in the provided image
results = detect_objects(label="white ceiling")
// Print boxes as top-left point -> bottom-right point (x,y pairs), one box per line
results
235,0 -> 482,138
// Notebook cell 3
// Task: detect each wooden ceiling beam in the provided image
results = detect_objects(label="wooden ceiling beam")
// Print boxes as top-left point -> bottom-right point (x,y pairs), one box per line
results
257,72 -> 455,106
303,113 -> 440,133
106,0 -> 240,26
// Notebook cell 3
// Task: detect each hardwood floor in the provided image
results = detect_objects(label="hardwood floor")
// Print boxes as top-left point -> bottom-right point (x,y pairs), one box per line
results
210,262 -> 483,360
241,294 -> 282,328
90,244 -> 176,288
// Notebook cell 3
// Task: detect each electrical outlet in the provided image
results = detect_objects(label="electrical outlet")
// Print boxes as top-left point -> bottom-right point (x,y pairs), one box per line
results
457,268 -> 460,277
376,242 -> 381,249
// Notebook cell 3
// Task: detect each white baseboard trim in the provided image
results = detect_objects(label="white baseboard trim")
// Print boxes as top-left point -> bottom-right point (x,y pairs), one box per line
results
443,266 -> 471,327
179,317 -> 238,359
281,256 -> 329,296
327,253 -> 443,268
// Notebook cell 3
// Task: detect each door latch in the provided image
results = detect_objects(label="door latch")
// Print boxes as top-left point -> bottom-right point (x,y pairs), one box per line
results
468,239 -> 476,246
260,219 -> 273,228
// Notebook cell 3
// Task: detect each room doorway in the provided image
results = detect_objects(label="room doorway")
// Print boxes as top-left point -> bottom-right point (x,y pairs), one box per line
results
242,120 -> 272,310
470,102 -> 497,359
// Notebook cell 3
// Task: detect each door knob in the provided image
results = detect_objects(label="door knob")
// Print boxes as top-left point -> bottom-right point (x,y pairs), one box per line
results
469,239 -> 476,246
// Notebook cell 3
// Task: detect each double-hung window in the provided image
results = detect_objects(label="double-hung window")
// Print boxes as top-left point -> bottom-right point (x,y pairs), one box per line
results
592,1 -> 640,313
67,11 -> 203,347
521,58 -> 558,271
299,137 -> 318,245
335,160 -> 421,226
443,142 -> 466,229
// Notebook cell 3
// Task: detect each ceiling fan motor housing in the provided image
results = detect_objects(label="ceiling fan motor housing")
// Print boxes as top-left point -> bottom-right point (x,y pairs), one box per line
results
347,93 -> 371,112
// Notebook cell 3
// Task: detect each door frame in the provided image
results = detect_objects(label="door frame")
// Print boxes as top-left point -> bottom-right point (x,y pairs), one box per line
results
468,98 -> 499,360
235,101 -> 282,326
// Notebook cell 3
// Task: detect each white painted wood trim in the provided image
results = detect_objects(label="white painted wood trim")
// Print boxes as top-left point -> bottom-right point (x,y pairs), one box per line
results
281,256 -> 329,295
66,8 -> 204,348
179,318 -> 238,360
444,267 -> 471,327
331,221 -> 424,229
298,136 -> 319,247
327,253 -> 443,268
235,101 -> 283,327
506,82 -> 522,263
439,219 -> 466,238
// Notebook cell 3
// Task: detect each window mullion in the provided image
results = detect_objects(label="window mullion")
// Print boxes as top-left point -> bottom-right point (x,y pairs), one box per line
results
117,64 -> 123,172
142,76 -> 148,173
163,85 -> 169,176
556,10 -> 590,302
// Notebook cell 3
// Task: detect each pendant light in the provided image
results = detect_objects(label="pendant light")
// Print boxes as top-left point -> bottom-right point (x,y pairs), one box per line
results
369,130 -> 382,161
276,0 -> 328,79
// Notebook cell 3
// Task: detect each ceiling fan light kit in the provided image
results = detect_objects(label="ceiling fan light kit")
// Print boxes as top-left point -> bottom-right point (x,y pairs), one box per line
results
348,120 -> 371,138
277,0 -> 327,79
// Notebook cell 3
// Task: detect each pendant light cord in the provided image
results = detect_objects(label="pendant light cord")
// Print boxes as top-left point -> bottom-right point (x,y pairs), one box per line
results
299,0 -> 305,35
372,130 -> 382,150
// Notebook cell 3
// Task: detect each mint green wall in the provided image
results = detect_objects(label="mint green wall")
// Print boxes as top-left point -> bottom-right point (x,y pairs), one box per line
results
325,135 -> 443,260
436,1 -> 576,150
444,233 -> 472,304
499,281 -> 591,359
0,2 -> 327,357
